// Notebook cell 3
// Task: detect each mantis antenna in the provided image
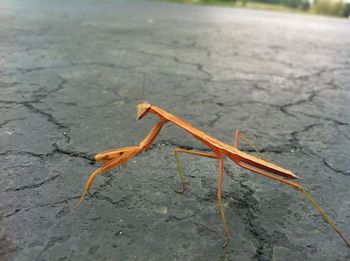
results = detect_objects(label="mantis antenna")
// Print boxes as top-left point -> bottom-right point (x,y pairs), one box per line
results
142,72 -> 146,102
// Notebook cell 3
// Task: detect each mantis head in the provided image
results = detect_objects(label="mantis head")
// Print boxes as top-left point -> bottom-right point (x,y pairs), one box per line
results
137,102 -> 151,120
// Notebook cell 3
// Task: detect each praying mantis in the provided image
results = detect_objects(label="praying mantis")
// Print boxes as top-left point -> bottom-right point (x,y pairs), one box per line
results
78,102 -> 350,249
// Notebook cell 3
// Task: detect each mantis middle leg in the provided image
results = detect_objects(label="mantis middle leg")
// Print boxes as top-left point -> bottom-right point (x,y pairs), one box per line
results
173,148 -> 218,193
173,149 -> 229,247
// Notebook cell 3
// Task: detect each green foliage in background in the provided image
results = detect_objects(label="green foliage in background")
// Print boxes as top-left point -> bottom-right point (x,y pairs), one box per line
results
159,0 -> 349,17
313,0 -> 348,17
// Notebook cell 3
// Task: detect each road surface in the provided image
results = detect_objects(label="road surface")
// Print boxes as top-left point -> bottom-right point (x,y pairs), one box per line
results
1,0 -> 349,260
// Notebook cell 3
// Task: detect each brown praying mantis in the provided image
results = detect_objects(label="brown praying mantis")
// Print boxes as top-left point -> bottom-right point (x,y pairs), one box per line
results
78,102 -> 350,248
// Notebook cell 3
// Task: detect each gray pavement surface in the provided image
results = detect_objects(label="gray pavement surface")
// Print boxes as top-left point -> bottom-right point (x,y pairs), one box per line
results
1,0 -> 350,260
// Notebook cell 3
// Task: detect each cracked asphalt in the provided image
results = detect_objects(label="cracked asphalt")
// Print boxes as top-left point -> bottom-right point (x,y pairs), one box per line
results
1,0 -> 350,260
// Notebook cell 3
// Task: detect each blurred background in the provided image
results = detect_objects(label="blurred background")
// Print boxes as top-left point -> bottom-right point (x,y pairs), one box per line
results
159,0 -> 350,17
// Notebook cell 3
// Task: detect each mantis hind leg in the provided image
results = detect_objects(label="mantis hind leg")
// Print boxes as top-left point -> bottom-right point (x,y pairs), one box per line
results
217,156 -> 229,248
174,150 -> 187,194
235,160 -> 350,249
173,148 -> 218,193
234,129 -> 267,161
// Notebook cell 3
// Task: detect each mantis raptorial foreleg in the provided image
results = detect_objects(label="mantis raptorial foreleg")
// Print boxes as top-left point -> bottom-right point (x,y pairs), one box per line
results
76,147 -> 140,207
95,146 -> 140,163
77,119 -> 167,207
173,148 -> 218,193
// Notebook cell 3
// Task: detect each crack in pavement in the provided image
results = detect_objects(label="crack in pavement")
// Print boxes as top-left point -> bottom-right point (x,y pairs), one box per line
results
205,111 -> 223,128
0,118 -> 26,128
173,57 -> 212,80
0,74 -> 71,143
322,158 -> 350,176
302,148 -> 350,176
52,144 -> 95,163
239,181 -> 273,261
31,74 -> 67,100
37,235 -> 71,259
24,103 -> 67,129
0,208 -> 21,220
5,174 -> 60,193
296,111 -> 348,126
0,145 -> 95,164
224,170 -> 276,261
12,62 -> 143,75
0,194 -> 81,221
291,66 -> 349,81
88,193 -> 130,208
